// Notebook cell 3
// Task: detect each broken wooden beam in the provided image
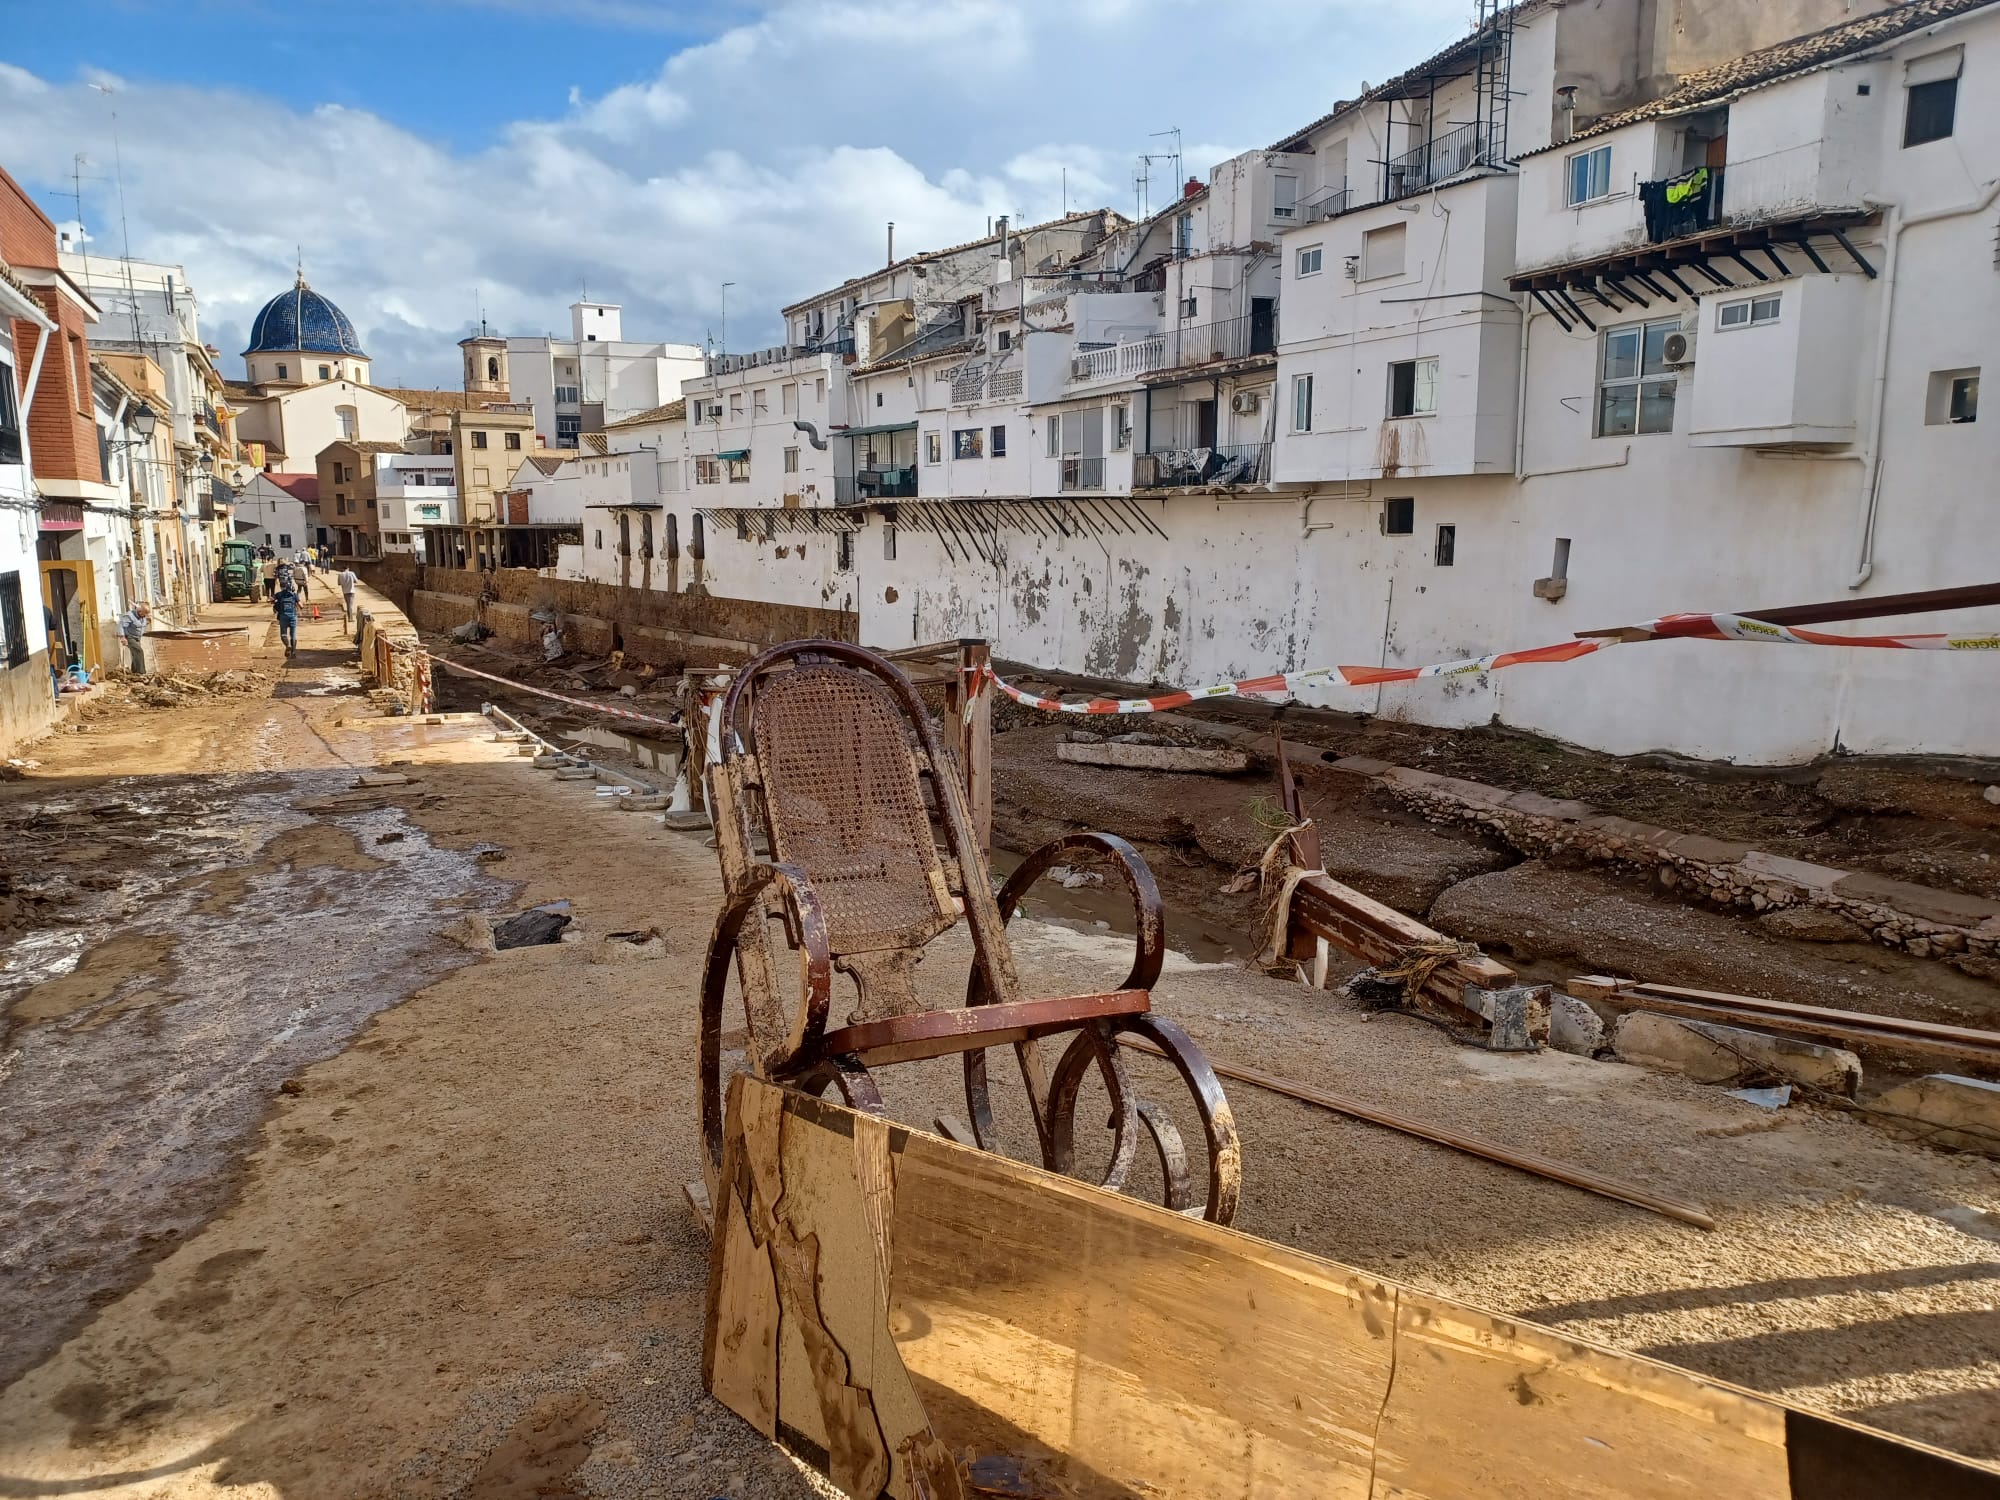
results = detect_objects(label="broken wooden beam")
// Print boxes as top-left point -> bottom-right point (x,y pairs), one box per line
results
1568,976 -> 2000,1069
1119,1037 -> 1714,1230
1287,871 -> 1519,1028
1056,740 -> 1253,774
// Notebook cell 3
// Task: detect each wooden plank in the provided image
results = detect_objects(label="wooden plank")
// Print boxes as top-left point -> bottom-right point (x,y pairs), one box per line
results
1289,871 -> 1513,1023
1118,1037 -> 1715,1231
959,639 -> 993,855
1568,977 -> 2000,1068
711,1078 -> 2000,1500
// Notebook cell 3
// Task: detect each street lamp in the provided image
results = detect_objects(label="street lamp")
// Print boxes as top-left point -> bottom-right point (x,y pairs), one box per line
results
128,405 -> 157,442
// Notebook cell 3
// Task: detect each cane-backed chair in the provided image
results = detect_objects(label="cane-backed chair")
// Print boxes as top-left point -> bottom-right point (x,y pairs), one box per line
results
698,639 -> 1240,1222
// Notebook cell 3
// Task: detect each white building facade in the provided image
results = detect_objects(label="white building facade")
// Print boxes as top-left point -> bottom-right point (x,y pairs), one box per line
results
375,453 -> 458,556
503,302 -> 705,451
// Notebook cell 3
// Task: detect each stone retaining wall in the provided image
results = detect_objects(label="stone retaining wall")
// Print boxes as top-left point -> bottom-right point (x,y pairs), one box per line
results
1329,756 -> 2000,975
353,581 -> 426,714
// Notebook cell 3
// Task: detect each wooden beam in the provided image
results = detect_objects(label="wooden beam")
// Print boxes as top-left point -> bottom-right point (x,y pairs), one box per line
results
1287,871 -> 1514,1025
1119,1036 -> 1715,1229
1568,977 -> 2000,1068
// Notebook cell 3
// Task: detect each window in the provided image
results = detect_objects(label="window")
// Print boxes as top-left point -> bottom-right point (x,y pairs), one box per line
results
953,428 -> 983,459
1434,524 -> 1456,566
1180,295 -> 1198,319
366,496 -> 376,509
696,456 -> 721,484
318,364 -> 331,380
783,446 -> 799,473
276,363 -> 288,380
0,357 -> 19,464
471,430 -> 488,449
1387,357 -> 1439,418
1596,319 -> 1680,436
1174,212 -> 1193,258
782,383 -> 796,414
1904,49 -> 1962,147
729,393 -> 743,417
1926,368 -> 1980,424
1273,175 -> 1298,220
752,388 -> 769,415
997,330 -> 1012,351
1382,497 -> 1414,535
641,513 -> 654,559
726,457 -> 751,482
595,529 -> 603,550
504,431 -> 521,450
1566,144 -> 1613,205
1718,293 -> 1781,329
691,513 -> 705,559
556,415 -> 581,443
1296,245 -> 1324,277
926,432 -> 942,464
487,356 -> 500,381
1113,405 -> 1131,450
0,571 -> 26,666
69,336 -> 88,415
1047,416 -> 1060,455
1361,223 -> 1406,280
335,494 -> 347,513
555,385 -> 579,403
874,391 -> 884,408
836,530 -> 854,571
418,503 -> 442,520
990,425 -> 1007,457
1292,373 -> 1314,433
815,377 -> 826,402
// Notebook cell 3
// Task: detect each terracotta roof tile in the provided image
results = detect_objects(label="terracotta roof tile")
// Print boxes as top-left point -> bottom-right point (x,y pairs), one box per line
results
1528,0 -> 1997,154
604,398 -> 686,429
371,385 -> 484,411
263,473 -> 320,502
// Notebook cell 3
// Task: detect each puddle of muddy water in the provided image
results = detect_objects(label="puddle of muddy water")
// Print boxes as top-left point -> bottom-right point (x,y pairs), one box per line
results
0,767 -> 508,1390
989,847 -> 1242,966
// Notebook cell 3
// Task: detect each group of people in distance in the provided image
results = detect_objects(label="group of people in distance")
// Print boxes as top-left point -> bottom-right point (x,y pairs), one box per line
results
259,548 -> 357,659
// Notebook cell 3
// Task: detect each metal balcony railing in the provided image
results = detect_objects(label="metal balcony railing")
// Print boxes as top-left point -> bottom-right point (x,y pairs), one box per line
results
1135,442 -> 1271,489
1299,184 -> 1353,223
1058,456 -> 1106,492
839,468 -> 917,502
1383,120 -> 1503,202
1640,166 -> 1725,243
1069,311 -> 1278,385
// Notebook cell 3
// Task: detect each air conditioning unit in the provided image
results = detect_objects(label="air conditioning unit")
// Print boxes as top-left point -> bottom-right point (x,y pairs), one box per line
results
1230,390 -> 1261,416
706,404 -> 724,419
1662,329 -> 1696,367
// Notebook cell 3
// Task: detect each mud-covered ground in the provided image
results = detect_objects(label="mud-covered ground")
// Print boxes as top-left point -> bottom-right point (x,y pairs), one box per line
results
0,610 -> 1996,1497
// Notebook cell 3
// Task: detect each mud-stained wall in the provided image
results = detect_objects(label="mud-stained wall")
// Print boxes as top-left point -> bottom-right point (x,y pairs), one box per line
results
0,651 -> 57,759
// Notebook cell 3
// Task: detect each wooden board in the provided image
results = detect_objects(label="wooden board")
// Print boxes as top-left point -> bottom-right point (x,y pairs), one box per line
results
1288,871 -> 1516,1025
705,1074 -> 2000,1500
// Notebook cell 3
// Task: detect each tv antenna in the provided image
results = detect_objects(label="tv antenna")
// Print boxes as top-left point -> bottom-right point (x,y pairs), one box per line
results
1134,126 -> 1183,219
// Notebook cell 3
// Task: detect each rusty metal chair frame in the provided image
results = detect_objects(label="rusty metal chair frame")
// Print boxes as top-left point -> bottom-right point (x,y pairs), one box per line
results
698,639 -> 1240,1223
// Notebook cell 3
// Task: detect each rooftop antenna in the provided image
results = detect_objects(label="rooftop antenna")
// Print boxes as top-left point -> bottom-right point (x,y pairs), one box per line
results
1062,166 -> 1068,216
720,281 -> 736,357
90,82 -> 144,347
1137,126 -> 1183,220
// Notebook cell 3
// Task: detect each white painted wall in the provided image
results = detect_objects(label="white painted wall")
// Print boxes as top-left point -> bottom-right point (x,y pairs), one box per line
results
232,473 -> 311,553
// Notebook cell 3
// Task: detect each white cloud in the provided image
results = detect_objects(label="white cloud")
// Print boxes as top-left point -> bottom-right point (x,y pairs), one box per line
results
0,0 -> 1469,387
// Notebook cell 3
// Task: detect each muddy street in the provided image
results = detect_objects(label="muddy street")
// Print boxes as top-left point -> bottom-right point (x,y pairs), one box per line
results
1,605 -> 1997,1497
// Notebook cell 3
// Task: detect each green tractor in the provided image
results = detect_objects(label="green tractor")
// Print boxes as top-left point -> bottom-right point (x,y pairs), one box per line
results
218,540 -> 261,601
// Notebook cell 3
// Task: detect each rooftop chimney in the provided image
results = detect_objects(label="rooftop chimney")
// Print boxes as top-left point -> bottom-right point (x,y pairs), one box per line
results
1184,176 -> 1203,199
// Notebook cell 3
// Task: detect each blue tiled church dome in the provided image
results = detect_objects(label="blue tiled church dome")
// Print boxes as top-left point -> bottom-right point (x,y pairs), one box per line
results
244,274 -> 366,357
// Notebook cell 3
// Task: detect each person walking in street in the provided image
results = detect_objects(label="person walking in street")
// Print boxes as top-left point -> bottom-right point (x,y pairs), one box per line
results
293,563 -> 310,603
117,602 -> 150,674
337,564 -> 357,630
271,571 -> 300,657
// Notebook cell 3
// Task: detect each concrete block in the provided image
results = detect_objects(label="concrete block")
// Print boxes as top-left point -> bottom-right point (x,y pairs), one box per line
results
1869,1074 -> 2000,1157
532,753 -> 572,769
554,767 -> 599,781
1612,1012 -> 1861,1095
1325,755 -> 1394,778
661,809 -> 714,831
1056,741 -> 1252,775
614,794 -> 671,811
1550,993 -> 1609,1056
1464,984 -> 1550,1051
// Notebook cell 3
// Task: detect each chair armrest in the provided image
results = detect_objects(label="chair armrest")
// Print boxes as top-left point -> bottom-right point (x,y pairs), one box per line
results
709,860 -> 834,1074
994,831 -> 1166,992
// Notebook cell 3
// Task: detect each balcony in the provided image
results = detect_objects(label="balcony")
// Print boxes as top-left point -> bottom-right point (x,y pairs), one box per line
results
1070,339 -> 1167,383
1135,442 -> 1270,490
1299,184 -> 1353,224
835,469 -> 918,504
1640,166 -> 1724,244
1058,456 -> 1106,492
1383,120 -> 1502,202
709,337 -> 854,377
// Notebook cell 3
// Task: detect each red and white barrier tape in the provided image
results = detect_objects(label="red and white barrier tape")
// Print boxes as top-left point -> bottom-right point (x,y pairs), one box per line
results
984,612 -> 2000,715
415,649 -> 683,729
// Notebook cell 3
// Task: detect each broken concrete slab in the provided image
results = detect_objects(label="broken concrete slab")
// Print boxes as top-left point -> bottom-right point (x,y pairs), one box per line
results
353,772 -> 413,788
1869,1074 -> 2000,1158
613,794 -> 671,812
1757,906 -> 1872,943
532,753 -> 571,769
553,767 -> 600,782
660,809 -> 713,831
1550,993 -> 1610,1056
1056,741 -> 1252,775
1325,755 -> 1395,778
1612,1011 -> 1861,1095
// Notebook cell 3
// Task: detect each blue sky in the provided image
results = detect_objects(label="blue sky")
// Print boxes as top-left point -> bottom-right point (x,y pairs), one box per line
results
2,0 -> 1474,387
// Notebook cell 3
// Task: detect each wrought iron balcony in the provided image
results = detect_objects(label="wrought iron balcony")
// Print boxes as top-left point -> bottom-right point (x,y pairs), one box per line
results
1058,456 -> 1106,492
1135,442 -> 1270,490
1383,120 -> 1503,202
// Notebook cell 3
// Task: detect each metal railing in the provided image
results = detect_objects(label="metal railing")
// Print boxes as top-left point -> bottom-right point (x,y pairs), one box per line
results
837,470 -> 917,503
1300,184 -> 1353,223
1058,456 -> 1106,492
1383,120 -> 1503,201
1136,442 -> 1271,490
710,337 -> 854,376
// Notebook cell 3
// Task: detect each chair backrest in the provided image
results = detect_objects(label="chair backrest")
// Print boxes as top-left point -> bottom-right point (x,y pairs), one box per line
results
753,663 -> 955,956
714,641 -> 1023,1025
